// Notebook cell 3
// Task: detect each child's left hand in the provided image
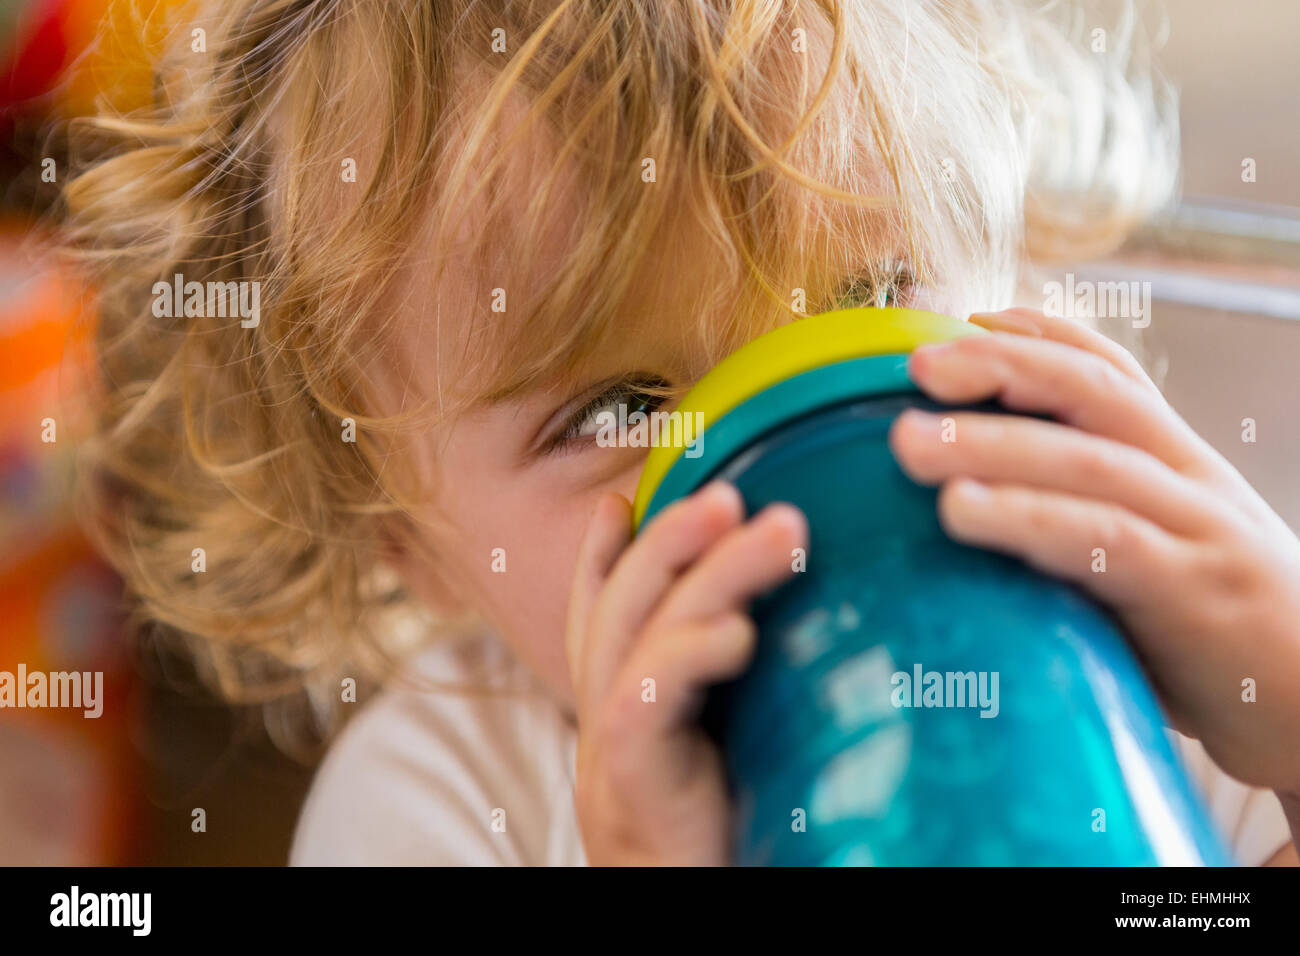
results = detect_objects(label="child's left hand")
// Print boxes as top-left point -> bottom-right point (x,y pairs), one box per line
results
887,307 -> 1300,799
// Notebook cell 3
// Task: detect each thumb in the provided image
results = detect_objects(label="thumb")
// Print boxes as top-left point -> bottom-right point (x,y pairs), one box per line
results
565,492 -> 633,698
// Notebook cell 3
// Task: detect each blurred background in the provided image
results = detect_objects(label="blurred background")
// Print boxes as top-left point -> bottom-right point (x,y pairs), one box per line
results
0,0 -> 1297,864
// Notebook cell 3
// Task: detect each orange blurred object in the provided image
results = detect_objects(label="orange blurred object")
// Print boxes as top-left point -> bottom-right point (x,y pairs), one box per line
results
3,0 -> 194,118
0,220 -> 143,864
59,0 -> 196,117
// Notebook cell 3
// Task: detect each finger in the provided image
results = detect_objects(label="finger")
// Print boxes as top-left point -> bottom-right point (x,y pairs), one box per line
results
970,308 -> 1158,392
598,613 -> 756,798
578,481 -> 745,707
566,492 -> 634,681
936,478 -> 1189,610
907,333 -> 1208,474
889,409 -> 1235,537
646,502 -> 807,634
611,612 -> 757,743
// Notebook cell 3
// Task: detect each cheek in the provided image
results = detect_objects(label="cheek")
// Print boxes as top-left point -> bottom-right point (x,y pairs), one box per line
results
486,508 -> 581,679
442,465 -> 640,705
444,492 -> 584,700
426,409 -> 644,704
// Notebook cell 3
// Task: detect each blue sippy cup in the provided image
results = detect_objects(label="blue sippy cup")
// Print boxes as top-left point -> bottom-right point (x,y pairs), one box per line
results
631,307 -> 1232,866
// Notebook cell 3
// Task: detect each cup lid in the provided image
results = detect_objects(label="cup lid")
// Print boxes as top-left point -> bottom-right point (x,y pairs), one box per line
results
631,307 -> 983,525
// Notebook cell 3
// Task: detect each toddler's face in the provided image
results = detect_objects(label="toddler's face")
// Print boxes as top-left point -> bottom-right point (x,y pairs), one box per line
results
380,145 -> 951,713
384,208 -> 732,710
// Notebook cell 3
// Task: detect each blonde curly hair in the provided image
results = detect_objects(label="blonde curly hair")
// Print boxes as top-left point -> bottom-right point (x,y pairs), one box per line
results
59,0 -> 1178,740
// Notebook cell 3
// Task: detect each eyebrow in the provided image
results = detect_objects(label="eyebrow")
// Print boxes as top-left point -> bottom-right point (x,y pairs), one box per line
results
472,358 -> 601,410
470,257 -> 917,410
476,379 -> 541,406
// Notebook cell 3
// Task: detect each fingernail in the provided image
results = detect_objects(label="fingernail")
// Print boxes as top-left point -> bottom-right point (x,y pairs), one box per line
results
913,340 -> 955,356
897,408 -> 942,434
758,501 -> 804,523
757,501 -> 808,537
908,342 -> 951,374
697,480 -> 743,511
950,477 -> 990,502
968,310 -> 1041,336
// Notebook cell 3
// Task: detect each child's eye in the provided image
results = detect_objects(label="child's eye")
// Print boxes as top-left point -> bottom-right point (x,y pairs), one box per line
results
545,377 -> 671,454
835,261 -> 915,309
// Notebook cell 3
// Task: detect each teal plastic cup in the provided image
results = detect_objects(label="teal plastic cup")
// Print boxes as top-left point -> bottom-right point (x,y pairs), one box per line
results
632,307 -> 1232,866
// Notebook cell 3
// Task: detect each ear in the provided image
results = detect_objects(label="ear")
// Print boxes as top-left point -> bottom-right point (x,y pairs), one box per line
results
373,517 -> 473,619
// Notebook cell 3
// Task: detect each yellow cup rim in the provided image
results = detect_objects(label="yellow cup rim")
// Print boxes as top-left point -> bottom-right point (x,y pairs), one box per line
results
630,307 -> 984,524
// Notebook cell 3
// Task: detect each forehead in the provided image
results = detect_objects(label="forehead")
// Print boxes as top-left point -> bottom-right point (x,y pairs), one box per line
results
383,117 -> 738,411
368,30 -> 942,424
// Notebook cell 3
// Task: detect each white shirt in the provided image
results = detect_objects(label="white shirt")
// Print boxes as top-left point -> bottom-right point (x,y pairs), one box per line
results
290,634 -> 1292,866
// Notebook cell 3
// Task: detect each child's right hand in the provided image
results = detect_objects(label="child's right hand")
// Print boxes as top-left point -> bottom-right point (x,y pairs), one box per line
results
565,482 -> 807,865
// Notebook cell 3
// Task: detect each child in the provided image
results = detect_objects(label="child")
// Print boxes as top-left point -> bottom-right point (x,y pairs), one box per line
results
61,0 -> 1300,865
